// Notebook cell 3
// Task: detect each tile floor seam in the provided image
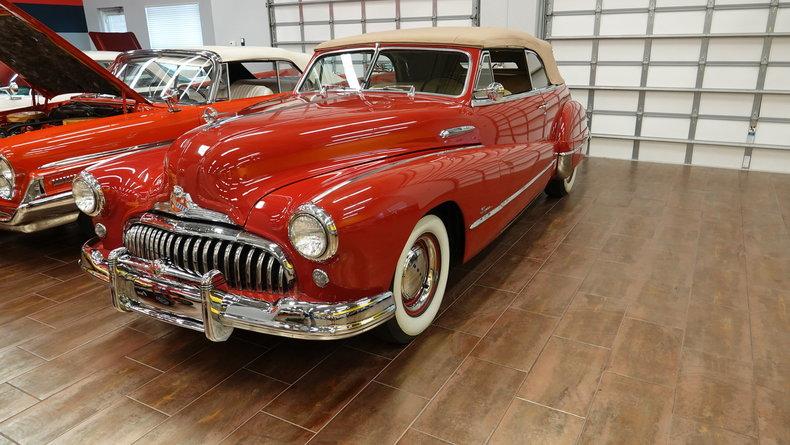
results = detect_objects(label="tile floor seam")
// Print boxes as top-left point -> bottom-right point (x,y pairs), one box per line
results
0,432 -> 19,445
741,191 -> 761,444
123,356 -> 168,374
242,366 -> 294,386
125,394 -> 172,417
369,380 -> 430,400
408,427 -> 456,444
512,396 -> 587,419
483,198 -> 595,445
551,334 -> 612,351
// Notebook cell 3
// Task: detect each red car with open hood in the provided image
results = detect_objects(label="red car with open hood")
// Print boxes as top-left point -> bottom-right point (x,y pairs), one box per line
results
80,27 -> 588,343
0,0 -> 309,233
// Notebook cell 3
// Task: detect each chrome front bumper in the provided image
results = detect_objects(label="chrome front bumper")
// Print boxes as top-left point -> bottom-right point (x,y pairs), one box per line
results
81,241 -> 395,341
0,192 -> 78,233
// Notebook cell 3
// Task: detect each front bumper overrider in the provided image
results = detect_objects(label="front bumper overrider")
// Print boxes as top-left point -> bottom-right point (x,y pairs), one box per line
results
81,239 -> 395,341
0,192 -> 78,233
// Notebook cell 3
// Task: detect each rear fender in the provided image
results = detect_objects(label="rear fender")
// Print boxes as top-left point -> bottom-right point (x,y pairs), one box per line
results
549,99 -> 588,178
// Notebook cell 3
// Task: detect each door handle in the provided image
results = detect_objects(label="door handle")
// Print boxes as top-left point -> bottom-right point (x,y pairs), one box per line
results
539,103 -> 548,111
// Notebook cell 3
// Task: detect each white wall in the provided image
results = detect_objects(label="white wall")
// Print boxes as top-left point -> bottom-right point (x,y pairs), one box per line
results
210,0 -> 271,47
83,0 -> 216,49
481,0 -> 541,35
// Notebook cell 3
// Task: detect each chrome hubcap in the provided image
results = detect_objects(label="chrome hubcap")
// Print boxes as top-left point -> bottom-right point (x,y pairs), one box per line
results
400,234 -> 441,317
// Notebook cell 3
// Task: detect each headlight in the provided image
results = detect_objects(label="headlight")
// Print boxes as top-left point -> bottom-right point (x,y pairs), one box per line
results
0,156 -> 14,200
72,171 -> 105,216
288,204 -> 338,261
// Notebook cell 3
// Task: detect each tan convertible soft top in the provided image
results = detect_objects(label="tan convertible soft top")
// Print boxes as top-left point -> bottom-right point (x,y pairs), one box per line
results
315,27 -> 564,85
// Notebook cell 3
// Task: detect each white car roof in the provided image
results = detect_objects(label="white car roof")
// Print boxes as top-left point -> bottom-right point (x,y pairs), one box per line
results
152,46 -> 312,71
83,50 -> 121,62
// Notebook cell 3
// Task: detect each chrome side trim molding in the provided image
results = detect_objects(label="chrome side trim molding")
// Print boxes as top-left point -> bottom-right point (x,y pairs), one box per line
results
439,125 -> 476,139
39,140 -> 174,170
469,160 -> 556,230
82,242 -> 395,341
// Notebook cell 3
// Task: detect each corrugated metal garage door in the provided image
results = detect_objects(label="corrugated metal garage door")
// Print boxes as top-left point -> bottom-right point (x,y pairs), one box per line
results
544,0 -> 790,173
267,0 -> 481,53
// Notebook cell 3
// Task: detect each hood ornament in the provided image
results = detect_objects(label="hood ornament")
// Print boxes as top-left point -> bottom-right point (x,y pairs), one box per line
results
152,186 -> 235,225
202,107 -> 219,124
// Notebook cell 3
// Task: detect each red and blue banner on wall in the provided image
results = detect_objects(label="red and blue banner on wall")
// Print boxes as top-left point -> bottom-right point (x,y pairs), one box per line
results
10,0 -> 90,48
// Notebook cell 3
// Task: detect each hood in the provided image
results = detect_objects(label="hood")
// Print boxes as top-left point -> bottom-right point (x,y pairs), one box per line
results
167,92 -> 477,224
0,0 -> 148,103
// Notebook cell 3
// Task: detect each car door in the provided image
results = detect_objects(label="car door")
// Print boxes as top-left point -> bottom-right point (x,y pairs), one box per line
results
471,49 -> 551,233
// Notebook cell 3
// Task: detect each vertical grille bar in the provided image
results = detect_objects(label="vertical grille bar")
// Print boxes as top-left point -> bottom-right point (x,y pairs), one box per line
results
124,224 -> 292,293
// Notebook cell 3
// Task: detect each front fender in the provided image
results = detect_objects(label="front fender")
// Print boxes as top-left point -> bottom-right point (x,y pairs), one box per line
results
86,146 -> 170,247
245,150 -> 486,303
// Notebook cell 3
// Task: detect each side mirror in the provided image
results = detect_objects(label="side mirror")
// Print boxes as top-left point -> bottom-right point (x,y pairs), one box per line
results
473,82 -> 506,102
162,87 -> 181,113
8,82 -> 19,96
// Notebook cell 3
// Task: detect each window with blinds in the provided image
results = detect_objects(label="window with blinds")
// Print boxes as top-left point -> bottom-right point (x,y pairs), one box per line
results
145,3 -> 204,49
98,7 -> 127,33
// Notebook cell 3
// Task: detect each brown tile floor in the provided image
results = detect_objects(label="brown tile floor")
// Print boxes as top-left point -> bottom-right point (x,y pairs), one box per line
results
0,157 -> 789,445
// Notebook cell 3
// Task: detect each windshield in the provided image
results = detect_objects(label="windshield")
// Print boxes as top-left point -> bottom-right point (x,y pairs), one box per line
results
112,54 -> 217,104
299,48 -> 469,97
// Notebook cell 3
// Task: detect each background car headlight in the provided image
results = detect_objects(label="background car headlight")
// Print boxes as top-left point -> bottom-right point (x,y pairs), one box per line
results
72,172 -> 104,216
288,204 -> 338,261
0,156 -> 14,200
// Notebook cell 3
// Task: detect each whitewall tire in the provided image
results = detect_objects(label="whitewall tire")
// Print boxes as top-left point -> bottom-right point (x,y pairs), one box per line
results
376,214 -> 451,343
545,165 -> 577,198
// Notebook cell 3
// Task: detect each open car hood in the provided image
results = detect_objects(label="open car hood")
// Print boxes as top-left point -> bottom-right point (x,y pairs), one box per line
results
0,0 -> 149,104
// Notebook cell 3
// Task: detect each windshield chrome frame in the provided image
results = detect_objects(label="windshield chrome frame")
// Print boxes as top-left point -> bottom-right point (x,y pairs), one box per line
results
112,49 -> 224,104
296,45 -> 473,99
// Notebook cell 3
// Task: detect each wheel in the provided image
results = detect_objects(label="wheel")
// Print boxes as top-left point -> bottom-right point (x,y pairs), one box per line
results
374,214 -> 451,344
545,165 -> 577,198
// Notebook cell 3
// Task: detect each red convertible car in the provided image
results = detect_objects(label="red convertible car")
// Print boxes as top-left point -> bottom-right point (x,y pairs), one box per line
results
0,0 -> 309,233
80,27 -> 588,343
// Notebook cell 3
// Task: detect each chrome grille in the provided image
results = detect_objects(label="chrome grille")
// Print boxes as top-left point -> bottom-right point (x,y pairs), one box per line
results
124,223 -> 294,293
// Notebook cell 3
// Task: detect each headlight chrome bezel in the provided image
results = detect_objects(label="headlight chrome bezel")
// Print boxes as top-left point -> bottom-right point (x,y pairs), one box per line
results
72,171 -> 105,217
288,203 -> 338,262
0,155 -> 15,200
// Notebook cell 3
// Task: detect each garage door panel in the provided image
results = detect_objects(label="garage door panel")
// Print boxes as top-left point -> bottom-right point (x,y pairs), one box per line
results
302,3 -> 329,21
770,38 -> 790,62
561,65 -> 592,86
646,66 -> 697,88
366,22 -> 397,32
597,66 -> 642,87
702,66 -> 759,90
641,117 -> 690,139
334,2 -> 363,20
711,9 -> 769,34
553,0 -> 596,12
589,138 -> 633,159
400,0 -> 433,17
707,38 -> 764,62
656,0 -> 706,6
276,25 -> 301,42
603,0 -> 649,9
695,120 -> 749,144
639,142 -> 687,164
401,20 -> 434,29
334,23 -> 364,38
365,0 -> 396,19
760,95 -> 790,119
274,5 -> 300,22
570,89 -> 589,108
755,123 -> 790,146
304,25 -> 331,42
598,40 -> 645,61
750,149 -> 790,173
698,93 -> 754,117
764,67 -> 790,90
691,145 -> 745,169
552,15 -> 596,36
653,11 -> 706,35
552,41 -> 594,61
600,13 -> 648,35
593,114 -> 636,136
595,91 -> 639,112
775,8 -> 790,32
644,92 -> 694,114
650,39 -> 701,62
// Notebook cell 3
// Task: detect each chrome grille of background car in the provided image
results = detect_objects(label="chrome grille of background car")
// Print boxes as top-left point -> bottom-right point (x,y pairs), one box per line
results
124,223 -> 294,293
